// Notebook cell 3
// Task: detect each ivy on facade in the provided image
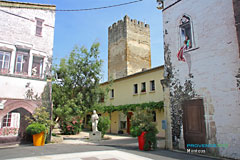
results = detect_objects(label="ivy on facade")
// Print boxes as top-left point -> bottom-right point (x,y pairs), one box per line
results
236,68 -> 240,90
88,101 -> 164,114
164,43 -> 196,147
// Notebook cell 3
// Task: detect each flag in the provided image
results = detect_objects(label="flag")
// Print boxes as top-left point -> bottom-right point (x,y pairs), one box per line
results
177,47 -> 185,62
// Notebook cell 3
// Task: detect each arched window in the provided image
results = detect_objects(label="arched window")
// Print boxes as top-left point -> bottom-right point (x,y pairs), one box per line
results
179,15 -> 193,50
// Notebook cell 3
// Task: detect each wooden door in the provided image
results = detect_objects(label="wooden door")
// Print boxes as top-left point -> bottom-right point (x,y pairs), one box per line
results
183,99 -> 206,148
127,112 -> 133,134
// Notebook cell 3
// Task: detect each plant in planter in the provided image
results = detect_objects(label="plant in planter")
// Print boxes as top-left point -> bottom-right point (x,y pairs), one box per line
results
130,109 -> 158,151
25,106 -> 55,144
26,122 -> 46,146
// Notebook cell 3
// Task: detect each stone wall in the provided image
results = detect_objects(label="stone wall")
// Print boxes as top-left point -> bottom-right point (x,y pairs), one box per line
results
108,19 -> 127,80
163,0 -> 240,159
0,3 -> 55,99
233,0 -> 240,56
125,16 -> 151,76
108,15 -> 151,80
0,5 -> 55,54
0,2 -> 55,143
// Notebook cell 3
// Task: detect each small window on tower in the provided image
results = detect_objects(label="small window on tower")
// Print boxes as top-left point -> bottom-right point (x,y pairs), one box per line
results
35,18 -> 44,36
110,89 -> 114,98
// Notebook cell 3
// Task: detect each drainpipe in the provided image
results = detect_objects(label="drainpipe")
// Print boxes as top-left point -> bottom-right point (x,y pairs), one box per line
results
161,79 -> 173,150
0,100 -> 7,128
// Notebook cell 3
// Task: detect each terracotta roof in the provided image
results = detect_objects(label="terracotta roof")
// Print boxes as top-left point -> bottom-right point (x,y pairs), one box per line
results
101,65 -> 164,85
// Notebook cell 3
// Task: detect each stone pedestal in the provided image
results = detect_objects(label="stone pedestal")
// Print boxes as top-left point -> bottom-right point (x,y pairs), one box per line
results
89,131 -> 101,142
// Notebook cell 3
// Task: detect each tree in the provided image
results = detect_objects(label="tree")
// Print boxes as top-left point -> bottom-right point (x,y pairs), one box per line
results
97,116 -> 111,138
52,42 -> 105,134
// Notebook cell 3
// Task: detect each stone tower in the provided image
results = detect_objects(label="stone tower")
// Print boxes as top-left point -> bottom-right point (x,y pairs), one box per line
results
108,15 -> 151,80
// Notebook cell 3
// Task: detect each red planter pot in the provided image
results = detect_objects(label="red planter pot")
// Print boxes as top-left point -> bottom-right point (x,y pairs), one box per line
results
138,132 -> 146,151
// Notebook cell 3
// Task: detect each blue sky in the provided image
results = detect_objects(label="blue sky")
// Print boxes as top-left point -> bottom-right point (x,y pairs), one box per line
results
12,0 -> 164,82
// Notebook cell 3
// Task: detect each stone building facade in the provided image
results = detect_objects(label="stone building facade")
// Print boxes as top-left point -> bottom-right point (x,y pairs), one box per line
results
0,1 -> 55,143
161,0 -> 240,159
108,15 -> 151,80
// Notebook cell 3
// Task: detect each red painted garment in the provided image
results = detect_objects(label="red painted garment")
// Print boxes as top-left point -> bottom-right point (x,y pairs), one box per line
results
177,46 -> 185,62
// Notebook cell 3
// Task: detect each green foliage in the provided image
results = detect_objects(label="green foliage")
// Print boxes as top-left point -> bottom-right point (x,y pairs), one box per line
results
52,42 -> 106,134
25,106 -> 54,142
25,106 -> 54,129
26,123 -> 46,135
59,117 -> 82,135
130,109 -> 158,150
90,101 -> 164,114
97,116 -> 110,138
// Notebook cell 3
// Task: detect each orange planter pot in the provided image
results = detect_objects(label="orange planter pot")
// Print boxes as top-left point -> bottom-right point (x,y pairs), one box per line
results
33,132 -> 45,146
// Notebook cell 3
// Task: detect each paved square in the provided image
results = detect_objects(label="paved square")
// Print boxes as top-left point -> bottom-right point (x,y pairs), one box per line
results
7,150 -> 154,160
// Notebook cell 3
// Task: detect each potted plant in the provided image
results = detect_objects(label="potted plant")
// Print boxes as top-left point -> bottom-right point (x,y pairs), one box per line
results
25,106 -> 55,145
130,109 -> 158,151
26,122 -> 46,146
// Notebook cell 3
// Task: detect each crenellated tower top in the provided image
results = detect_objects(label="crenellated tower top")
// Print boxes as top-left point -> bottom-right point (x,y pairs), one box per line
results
108,15 -> 149,31
108,15 -> 151,80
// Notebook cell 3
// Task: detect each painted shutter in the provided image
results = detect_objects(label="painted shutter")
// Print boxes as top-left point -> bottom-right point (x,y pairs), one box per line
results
10,113 -> 20,128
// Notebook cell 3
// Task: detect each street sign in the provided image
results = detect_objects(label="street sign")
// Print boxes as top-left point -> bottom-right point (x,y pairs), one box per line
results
162,120 -> 166,130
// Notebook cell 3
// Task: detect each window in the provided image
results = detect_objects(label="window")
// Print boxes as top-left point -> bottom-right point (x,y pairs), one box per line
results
141,82 -> 146,92
32,56 -> 43,77
35,18 -> 44,36
152,111 -> 156,122
2,113 -> 11,127
133,84 -> 138,94
120,121 -> 127,129
110,89 -> 114,98
0,51 -> 10,73
179,15 -> 192,50
99,93 -> 104,103
15,50 -> 29,75
150,80 -> 155,91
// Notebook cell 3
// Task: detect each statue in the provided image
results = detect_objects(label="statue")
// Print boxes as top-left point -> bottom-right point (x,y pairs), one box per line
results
91,110 -> 99,132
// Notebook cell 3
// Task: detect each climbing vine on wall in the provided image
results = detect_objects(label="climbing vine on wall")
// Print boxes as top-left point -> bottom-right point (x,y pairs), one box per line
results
164,43 -> 196,146
88,101 -> 164,114
236,68 -> 240,90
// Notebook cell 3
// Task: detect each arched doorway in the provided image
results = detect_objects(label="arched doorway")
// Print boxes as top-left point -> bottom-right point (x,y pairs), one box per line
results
0,108 -> 33,144
127,112 -> 133,134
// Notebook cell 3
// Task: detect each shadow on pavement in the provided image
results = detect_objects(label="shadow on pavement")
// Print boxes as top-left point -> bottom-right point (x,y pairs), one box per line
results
95,140 -> 221,160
